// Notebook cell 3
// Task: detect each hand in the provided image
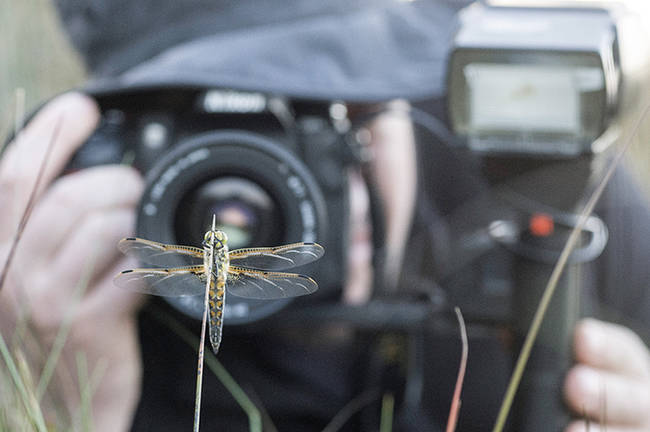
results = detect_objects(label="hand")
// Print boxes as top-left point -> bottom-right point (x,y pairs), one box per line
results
564,318 -> 650,431
343,101 -> 416,304
0,93 -> 144,432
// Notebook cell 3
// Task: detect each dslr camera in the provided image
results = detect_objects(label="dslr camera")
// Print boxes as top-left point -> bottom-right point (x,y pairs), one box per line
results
70,87 -> 361,324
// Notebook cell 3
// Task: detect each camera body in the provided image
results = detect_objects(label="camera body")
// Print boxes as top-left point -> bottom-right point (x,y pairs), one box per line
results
72,87 -> 354,324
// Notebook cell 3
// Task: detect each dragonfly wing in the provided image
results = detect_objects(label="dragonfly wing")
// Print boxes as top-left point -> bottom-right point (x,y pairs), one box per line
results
228,242 -> 324,270
114,266 -> 206,297
226,266 -> 318,299
118,237 -> 204,267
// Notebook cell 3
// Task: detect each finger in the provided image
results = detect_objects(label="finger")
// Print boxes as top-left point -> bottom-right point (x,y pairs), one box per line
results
21,165 -> 143,262
564,364 -> 650,426
22,208 -> 138,332
566,420 -> 643,432
85,256 -> 147,319
49,207 -> 138,293
0,93 -> 100,236
574,318 -> 650,379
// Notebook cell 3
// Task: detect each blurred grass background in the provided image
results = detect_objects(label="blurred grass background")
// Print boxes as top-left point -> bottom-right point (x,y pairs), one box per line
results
1,0 -> 649,195
0,0 -> 85,141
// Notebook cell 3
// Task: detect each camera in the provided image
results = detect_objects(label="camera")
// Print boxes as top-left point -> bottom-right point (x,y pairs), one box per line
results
70,87 -> 360,324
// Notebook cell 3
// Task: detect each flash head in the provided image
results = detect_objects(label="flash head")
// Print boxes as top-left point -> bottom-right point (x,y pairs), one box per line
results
446,2 -> 647,157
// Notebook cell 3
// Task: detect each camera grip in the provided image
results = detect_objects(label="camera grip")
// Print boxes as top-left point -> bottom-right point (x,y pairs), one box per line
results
512,256 -> 581,432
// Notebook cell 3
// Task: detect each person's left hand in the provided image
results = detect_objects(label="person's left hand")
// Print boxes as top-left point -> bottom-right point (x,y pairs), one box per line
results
0,93 -> 144,432
564,318 -> 650,431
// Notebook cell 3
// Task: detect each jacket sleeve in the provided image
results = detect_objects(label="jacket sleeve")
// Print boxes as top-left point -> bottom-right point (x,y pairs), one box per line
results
593,164 -> 650,344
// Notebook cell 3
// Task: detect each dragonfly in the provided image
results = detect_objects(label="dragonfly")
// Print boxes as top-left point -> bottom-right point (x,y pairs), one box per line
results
114,228 -> 324,354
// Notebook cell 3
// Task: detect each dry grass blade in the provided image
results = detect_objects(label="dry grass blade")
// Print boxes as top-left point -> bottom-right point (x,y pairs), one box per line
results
446,307 -> 468,432
0,332 -> 47,431
0,89 -> 25,158
13,87 -> 25,138
14,348 -> 43,429
193,218 -> 217,432
0,115 -> 62,293
492,103 -> 650,432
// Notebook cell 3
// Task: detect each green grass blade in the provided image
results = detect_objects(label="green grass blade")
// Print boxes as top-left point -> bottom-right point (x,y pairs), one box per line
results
76,352 -> 93,432
203,348 -> 262,432
149,307 -> 262,432
379,393 -> 394,432
36,247 -> 96,400
322,390 -> 379,432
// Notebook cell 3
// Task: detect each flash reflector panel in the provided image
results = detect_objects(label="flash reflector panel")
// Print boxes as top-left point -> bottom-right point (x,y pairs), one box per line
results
467,63 -> 604,134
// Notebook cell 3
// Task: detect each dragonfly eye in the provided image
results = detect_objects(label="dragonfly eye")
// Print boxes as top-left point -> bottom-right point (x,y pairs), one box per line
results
202,230 -> 228,248
215,230 -> 228,244
202,230 -> 213,246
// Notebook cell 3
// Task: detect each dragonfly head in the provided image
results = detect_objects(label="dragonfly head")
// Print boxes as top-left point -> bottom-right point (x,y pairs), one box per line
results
203,229 -> 228,249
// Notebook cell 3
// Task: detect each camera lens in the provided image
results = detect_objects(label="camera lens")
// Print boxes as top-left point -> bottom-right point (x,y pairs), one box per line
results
175,177 -> 283,250
136,130 -> 328,324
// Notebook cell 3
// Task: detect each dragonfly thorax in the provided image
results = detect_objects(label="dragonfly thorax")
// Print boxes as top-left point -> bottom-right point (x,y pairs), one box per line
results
203,229 -> 228,249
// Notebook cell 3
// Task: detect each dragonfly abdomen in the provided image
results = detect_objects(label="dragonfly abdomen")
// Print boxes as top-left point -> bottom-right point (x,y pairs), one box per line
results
208,247 -> 228,354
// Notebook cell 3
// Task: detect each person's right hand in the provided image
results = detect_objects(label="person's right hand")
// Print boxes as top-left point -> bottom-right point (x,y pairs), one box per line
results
564,318 -> 650,432
0,92 -> 144,432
